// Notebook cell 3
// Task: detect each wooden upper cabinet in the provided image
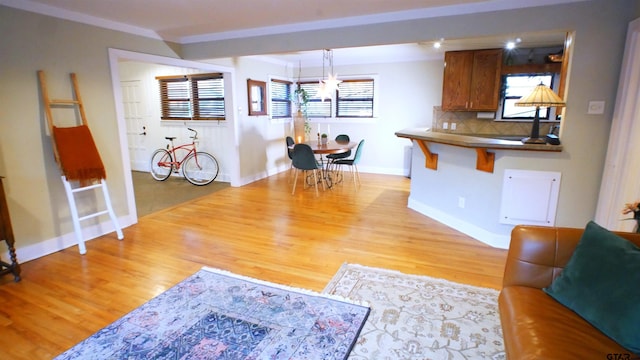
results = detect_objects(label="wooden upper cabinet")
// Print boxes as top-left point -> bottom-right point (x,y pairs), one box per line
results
442,49 -> 503,111
442,51 -> 474,111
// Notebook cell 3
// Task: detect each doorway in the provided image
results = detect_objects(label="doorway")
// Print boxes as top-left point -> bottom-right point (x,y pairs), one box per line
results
108,48 -> 239,221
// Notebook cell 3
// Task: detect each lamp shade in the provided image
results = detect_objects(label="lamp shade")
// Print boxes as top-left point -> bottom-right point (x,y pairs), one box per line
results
515,83 -> 565,107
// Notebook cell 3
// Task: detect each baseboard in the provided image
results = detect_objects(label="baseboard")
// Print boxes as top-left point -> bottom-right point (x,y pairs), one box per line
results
407,197 -> 510,249
9,214 -> 136,264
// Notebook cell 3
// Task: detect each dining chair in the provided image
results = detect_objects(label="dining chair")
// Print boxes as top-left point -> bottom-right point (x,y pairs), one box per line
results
326,134 -> 351,177
326,134 -> 351,162
286,136 -> 295,179
291,143 -> 326,196
333,139 -> 364,190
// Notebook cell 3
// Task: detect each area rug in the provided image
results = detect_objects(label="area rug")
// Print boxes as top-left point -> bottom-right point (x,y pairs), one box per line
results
55,267 -> 370,360
323,264 -> 505,360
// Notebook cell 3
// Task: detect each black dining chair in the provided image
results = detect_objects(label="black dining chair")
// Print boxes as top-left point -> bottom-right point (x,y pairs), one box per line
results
326,134 -> 351,162
333,139 -> 364,190
286,136 -> 295,178
291,143 -> 325,195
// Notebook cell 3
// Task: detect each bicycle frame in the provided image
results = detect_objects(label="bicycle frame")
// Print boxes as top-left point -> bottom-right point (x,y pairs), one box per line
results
158,129 -> 205,170
160,142 -> 197,170
151,127 -> 219,185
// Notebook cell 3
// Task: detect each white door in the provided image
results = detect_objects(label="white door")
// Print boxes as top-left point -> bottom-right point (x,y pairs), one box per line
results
121,80 -> 149,171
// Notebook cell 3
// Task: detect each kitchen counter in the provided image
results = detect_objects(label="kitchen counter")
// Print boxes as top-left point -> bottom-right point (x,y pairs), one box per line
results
395,127 -> 562,173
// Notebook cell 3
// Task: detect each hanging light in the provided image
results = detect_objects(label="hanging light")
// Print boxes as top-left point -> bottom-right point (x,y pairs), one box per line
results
316,80 -> 331,101
317,49 -> 341,100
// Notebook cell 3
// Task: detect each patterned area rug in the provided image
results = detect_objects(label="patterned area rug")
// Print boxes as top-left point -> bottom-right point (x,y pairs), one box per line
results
323,264 -> 505,360
55,267 -> 370,360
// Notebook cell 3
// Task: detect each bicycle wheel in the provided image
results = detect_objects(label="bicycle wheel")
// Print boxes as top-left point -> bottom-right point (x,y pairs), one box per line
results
150,149 -> 173,181
183,152 -> 219,185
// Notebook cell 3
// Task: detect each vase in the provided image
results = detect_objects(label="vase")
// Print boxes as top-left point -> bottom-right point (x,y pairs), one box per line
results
293,110 -> 306,143
321,137 -> 328,145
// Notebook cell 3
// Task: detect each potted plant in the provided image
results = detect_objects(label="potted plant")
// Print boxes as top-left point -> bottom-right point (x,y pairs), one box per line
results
321,133 -> 328,144
292,85 -> 311,141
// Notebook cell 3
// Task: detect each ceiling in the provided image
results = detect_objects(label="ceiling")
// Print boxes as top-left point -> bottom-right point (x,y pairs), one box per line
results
2,0 -> 576,65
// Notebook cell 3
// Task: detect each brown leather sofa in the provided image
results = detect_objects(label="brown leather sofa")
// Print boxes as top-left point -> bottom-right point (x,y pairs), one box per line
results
499,225 -> 640,359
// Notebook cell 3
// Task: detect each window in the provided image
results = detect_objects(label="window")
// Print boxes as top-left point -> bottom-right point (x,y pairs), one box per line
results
501,74 -> 554,119
270,79 -> 292,118
336,79 -> 374,117
156,73 -> 225,120
299,82 -> 332,118
247,79 -> 267,116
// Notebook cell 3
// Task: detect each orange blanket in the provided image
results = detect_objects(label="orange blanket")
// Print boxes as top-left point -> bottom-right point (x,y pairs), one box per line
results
52,125 -> 106,181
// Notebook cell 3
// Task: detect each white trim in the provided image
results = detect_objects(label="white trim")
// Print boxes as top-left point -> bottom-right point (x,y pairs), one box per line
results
107,48 -> 241,225
595,17 -> 640,231
407,196 -> 511,249
10,214 -> 134,263
1,0 -> 587,44
0,0 -> 166,40
179,0 -> 587,44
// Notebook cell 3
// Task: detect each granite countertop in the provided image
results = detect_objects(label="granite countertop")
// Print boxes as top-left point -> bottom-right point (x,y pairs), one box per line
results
394,128 -> 563,152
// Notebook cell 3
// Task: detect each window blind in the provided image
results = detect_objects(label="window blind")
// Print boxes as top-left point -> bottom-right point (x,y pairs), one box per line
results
157,73 -> 225,120
270,79 -> 292,118
337,79 -> 374,118
299,82 -> 331,118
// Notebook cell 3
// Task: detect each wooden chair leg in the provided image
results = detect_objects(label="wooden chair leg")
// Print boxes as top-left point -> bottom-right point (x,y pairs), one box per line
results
292,169 -> 299,195
319,169 -> 326,191
288,163 -> 294,183
312,170 -> 319,196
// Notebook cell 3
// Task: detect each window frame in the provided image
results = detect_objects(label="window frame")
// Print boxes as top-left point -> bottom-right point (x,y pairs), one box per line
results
156,72 -> 226,121
336,79 -> 375,118
247,79 -> 267,116
298,81 -> 332,118
500,73 -> 555,120
291,75 -> 378,121
269,78 -> 292,119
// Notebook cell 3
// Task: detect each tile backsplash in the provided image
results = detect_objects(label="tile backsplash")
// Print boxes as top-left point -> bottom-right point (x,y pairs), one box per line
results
431,106 -> 558,136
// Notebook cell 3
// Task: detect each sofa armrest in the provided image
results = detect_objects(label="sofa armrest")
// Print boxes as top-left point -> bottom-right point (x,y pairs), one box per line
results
502,226 -> 582,289
503,225 -> 640,289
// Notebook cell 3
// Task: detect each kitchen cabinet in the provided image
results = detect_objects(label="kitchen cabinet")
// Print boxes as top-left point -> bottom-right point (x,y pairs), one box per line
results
442,49 -> 503,111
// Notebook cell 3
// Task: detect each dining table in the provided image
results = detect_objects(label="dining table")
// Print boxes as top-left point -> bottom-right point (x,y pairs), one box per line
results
290,139 -> 358,188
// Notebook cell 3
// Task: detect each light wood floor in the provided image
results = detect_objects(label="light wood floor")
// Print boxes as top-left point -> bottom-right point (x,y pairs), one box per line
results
0,172 -> 508,359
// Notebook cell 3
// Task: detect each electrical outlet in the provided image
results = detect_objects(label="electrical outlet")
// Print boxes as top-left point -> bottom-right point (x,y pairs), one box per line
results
458,196 -> 465,208
443,122 -> 449,130
451,123 -> 457,131
588,100 -> 605,114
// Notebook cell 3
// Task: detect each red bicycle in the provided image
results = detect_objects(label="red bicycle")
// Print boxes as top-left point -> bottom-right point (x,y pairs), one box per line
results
150,128 -> 219,186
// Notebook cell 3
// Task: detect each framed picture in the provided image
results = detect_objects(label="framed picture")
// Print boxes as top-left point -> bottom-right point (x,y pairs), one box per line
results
247,79 -> 267,116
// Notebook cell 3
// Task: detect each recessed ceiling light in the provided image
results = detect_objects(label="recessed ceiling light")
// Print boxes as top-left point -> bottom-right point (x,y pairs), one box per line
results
506,41 -> 516,50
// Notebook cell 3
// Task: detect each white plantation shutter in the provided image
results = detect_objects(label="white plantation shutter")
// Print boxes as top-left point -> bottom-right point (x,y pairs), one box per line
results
157,73 -> 225,120
299,82 -> 332,118
337,79 -> 374,118
271,79 -> 292,118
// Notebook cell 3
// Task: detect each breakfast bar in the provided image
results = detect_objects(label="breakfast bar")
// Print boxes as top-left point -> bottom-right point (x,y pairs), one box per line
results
395,128 -> 563,173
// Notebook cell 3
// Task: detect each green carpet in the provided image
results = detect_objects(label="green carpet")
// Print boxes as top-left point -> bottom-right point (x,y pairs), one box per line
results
132,171 -> 229,217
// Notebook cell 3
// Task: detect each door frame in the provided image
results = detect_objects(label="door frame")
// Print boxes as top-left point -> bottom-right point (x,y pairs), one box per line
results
595,17 -> 640,231
107,48 -> 239,221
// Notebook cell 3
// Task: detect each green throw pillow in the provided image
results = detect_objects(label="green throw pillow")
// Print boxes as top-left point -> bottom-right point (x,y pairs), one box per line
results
543,221 -> 640,354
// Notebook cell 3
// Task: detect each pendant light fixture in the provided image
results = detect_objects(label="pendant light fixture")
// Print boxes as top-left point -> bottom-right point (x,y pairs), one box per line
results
317,49 -> 341,101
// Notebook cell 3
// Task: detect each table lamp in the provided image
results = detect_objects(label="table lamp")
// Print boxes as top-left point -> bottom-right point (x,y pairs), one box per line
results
515,83 -> 566,144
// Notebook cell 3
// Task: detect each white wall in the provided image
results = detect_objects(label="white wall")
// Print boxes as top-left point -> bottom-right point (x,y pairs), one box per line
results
275,59 -> 444,176
0,6 -> 183,259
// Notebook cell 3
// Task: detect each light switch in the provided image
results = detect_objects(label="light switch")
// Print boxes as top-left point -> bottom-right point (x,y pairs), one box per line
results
587,101 -> 605,115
